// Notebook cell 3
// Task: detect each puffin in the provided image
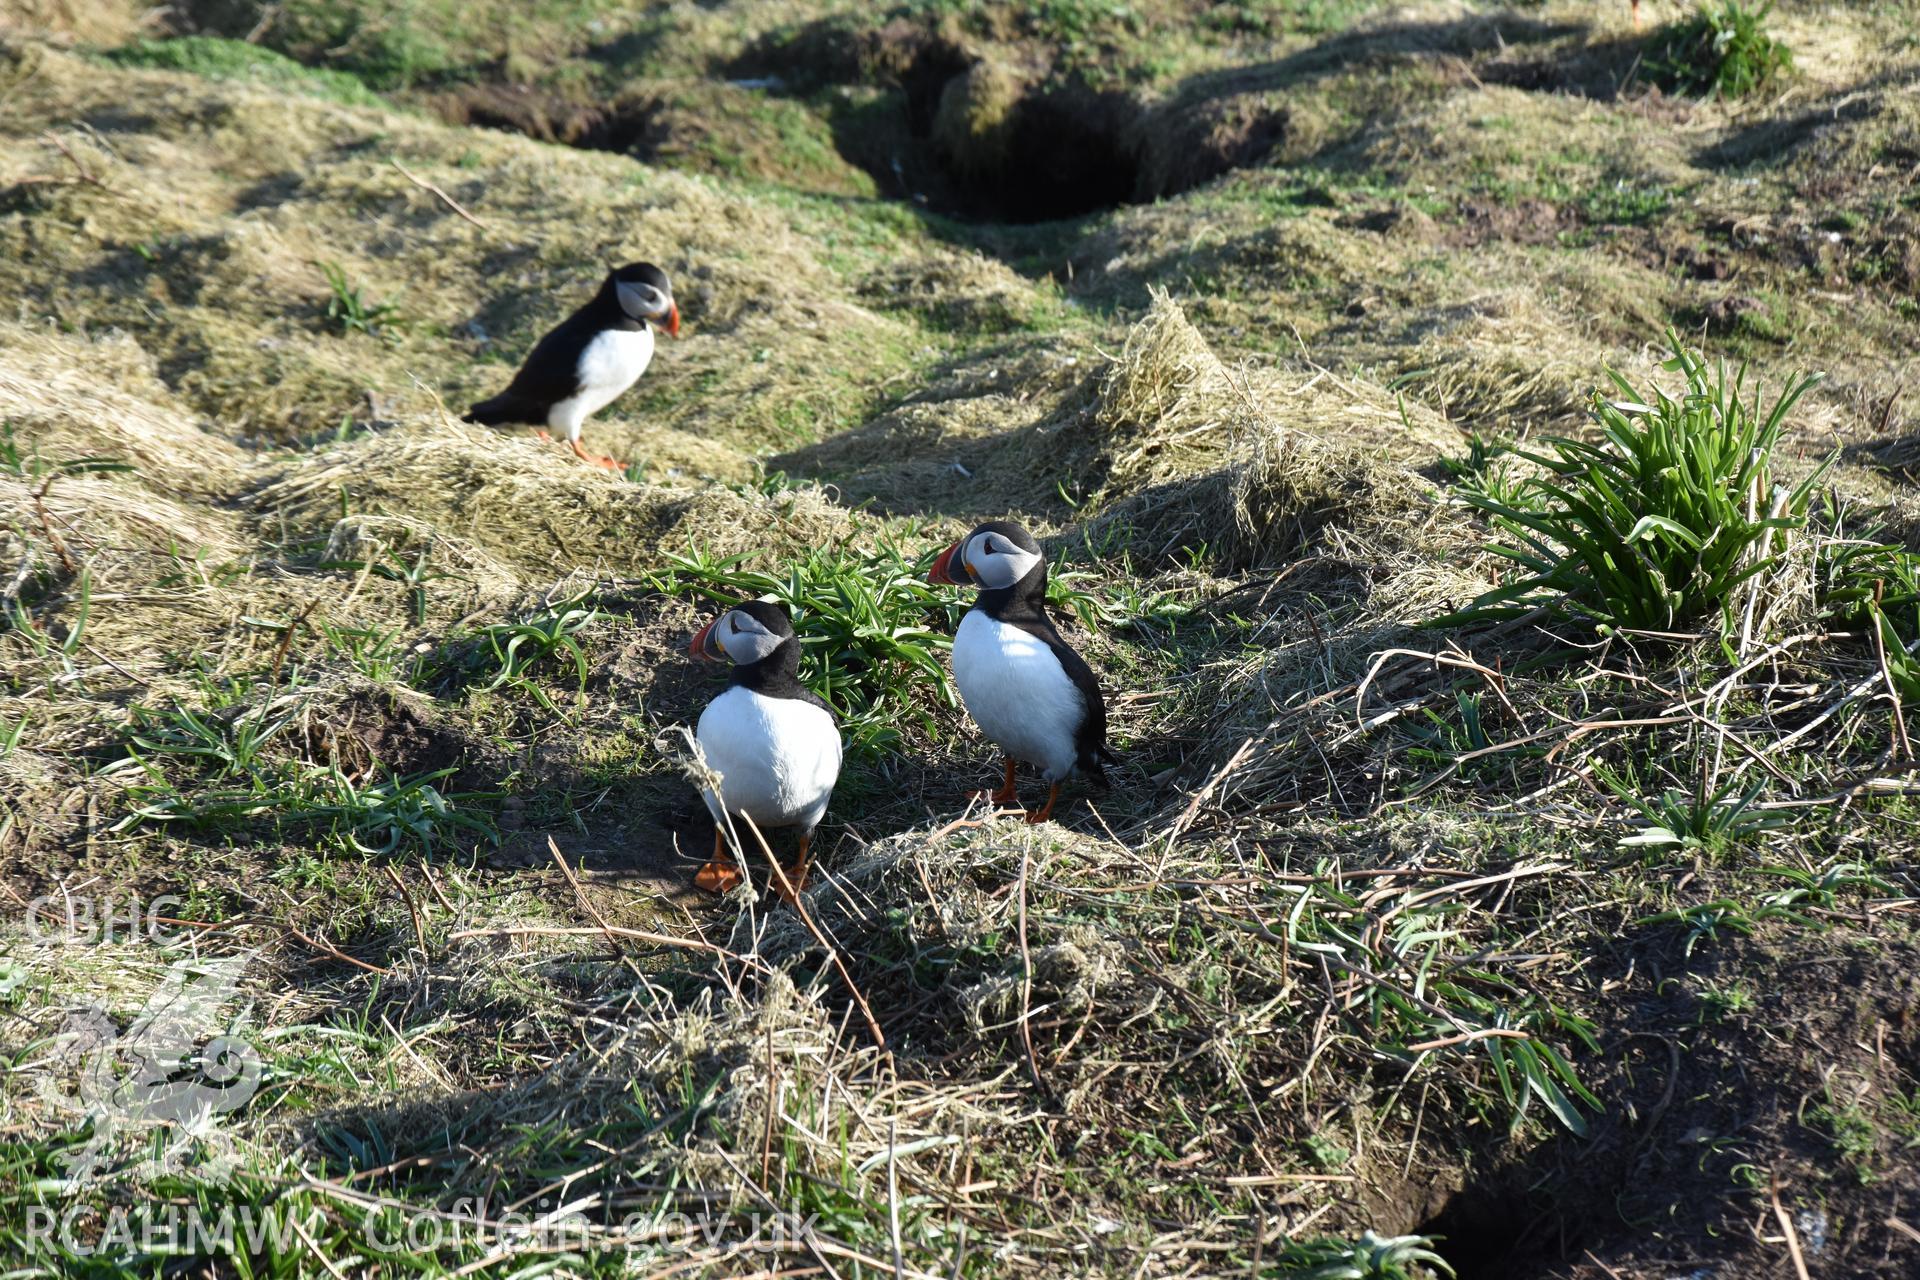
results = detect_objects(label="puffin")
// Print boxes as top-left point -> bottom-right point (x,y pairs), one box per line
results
687,600 -> 842,901
927,520 -> 1113,823
462,262 -> 679,471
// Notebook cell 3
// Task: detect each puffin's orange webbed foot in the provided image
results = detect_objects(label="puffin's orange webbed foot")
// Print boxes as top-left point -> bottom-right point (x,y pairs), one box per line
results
1024,783 -> 1061,825
770,834 -> 812,907
969,757 -> 1020,808
695,828 -> 744,894
695,857 -> 744,894
567,437 -> 625,471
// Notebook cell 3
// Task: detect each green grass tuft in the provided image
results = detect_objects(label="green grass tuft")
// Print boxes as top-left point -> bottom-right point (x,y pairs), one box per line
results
318,261 -> 409,343
1433,334 -> 1826,637
424,591 -> 604,713
1280,1230 -> 1457,1278
1649,0 -> 1793,100
107,703 -> 496,858
101,37 -> 383,107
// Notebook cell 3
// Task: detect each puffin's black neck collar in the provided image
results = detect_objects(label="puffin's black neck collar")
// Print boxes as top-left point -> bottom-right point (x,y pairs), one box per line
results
729,637 -> 809,698
974,565 -> 1048,621
593,283 -> 647,333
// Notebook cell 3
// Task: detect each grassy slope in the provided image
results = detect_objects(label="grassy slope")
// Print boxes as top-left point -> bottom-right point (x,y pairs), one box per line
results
4,2 -> 1920,1277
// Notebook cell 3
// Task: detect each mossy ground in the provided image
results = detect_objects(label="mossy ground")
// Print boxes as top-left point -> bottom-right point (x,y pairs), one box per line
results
4,2 -> 1920,1277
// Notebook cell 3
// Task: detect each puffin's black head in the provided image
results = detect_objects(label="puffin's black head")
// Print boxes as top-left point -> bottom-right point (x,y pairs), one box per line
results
927,520 -> 1044,591
689,599 -> 793,666
609,262 -> 679,337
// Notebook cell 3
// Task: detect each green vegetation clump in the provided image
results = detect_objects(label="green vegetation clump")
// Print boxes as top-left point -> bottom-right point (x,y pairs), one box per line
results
111,703 -> 496,858
101,37 -> 382,106
318,261 -> 409,343
1650,0 -> 1793,99
1437,336 -> 1826,636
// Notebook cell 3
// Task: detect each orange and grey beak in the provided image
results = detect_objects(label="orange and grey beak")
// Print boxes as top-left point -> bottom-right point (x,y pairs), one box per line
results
928,541 -> 968,586
689,617 -> 723,661
662,301 -> 681,338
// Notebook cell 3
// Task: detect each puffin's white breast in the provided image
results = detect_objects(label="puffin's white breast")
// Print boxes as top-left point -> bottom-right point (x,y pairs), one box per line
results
695,686 -> 842,831
548,326 -> 654,438
951,610 -> 1084,781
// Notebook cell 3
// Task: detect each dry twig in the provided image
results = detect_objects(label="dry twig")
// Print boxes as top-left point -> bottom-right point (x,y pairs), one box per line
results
392,159 -> 492,230
742,812 -> 888,1053
1769,1177 -> 1812,1280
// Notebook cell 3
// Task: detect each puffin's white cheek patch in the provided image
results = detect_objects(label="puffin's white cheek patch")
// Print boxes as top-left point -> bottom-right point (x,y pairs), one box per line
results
972,543 -> 1040,590
723,612 -> 784,664
616,281 -> 658,317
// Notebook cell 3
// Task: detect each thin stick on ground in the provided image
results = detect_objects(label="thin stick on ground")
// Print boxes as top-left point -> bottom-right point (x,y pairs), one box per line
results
761,1019 -> 779,1186
284,923 -> 391,975
1406,1027 -> 1533,1053
548,836 -> 647,984
39,129 -> 120,197
1015,844 -> 1043,1094
391,159 -> 492,230
1770,1177 -> 1812,1280
30,475 -> 78,576
741,811 -> 888,1053
420,862 -> 458,914
1354,646 -> 1521,729
447,923 -> 760,966
1162,736 -> 1257,850
1872,581 -> 1912,760
383,863 -> 428,957
267,599 -> 319,684
287,1214 -> 350,1280
888,1119 -> 906,1279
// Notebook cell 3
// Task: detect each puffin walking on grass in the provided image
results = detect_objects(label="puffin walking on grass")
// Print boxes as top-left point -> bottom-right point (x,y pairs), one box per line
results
928,520 -> 1113,823
688,601 -> 842,902
463,262 -> 679,471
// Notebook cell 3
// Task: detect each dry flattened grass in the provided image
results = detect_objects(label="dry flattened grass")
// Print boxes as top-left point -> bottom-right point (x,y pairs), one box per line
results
1090,287 -> 1243,493
0,324 -> 250,493
1064,292 -> 1456,566
1088,291 -> 1453,477
779,289 -> 1459,571
1073,201 -> 1391,319
1370,288 -> 1626,432
0,0 -> 149,43
253,416 -> 858,577
859,246 -> 1044,332
0,465 -> 245,584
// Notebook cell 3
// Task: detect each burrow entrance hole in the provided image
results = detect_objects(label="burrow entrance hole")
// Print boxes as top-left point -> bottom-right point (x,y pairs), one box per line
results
438,22 -> 1288,225
879,35 -> 1149,222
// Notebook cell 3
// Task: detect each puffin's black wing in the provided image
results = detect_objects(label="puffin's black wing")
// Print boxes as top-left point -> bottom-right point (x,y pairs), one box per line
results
462,310 -> 593,425
1011,612 -> 1110,785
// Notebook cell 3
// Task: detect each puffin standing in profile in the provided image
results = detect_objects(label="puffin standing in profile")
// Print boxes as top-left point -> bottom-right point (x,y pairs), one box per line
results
687,601 -> 842,901
928,521 -> 1113,822
463,262 -> 679,471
